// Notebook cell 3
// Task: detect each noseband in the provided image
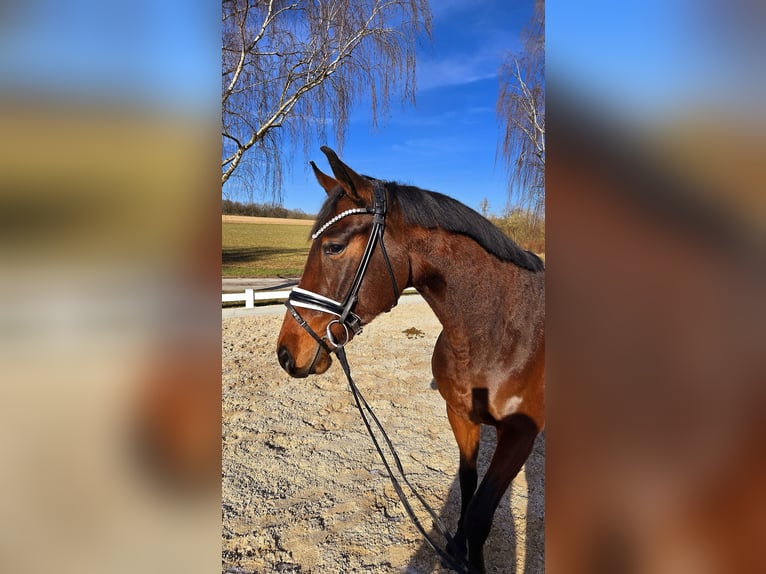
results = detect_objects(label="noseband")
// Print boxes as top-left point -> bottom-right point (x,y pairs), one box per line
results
285,182 -> 400,353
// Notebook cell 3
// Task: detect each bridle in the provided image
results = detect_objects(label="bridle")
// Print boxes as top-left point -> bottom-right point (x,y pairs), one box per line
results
284,181 -> 400,353
281,180 -> 479,573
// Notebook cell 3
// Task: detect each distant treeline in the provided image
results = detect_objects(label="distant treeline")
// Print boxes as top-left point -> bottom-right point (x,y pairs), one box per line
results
222,199 -> 314,220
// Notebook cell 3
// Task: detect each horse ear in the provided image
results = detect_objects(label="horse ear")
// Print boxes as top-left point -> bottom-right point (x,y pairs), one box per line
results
310,161 -> 339,195
320,146 -> 372,203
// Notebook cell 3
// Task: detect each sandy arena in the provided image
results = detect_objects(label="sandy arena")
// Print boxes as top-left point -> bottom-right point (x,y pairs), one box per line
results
222,297 -> 544,573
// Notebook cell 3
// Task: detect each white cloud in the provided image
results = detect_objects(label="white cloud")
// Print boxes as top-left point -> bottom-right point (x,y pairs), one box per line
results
416,51 -> 499,91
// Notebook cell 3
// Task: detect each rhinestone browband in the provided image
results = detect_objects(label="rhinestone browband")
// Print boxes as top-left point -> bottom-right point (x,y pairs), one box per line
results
311,208 -> 372,240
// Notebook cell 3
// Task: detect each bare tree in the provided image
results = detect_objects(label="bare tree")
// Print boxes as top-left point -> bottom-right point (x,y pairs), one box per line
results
222,0 -> 431,202
497,0 -> 544,218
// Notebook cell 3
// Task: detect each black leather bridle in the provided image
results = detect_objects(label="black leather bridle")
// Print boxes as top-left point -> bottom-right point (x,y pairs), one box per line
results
284,181 -> 400,354
282,181 -> 479,573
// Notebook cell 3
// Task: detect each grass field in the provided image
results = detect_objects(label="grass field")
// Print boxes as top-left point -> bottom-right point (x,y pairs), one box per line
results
222,215 -> 543,278
222,219 -> 313,278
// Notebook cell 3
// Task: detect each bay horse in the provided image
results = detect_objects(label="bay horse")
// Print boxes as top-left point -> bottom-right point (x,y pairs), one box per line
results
276,147 -> 545,573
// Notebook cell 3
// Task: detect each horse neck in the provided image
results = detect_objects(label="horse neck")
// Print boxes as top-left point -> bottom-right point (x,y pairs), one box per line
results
403,226 -> 544,332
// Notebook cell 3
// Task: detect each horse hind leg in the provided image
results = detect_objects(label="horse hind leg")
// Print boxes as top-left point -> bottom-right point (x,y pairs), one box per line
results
446,404 -> 481,559
464,413 -> 539,574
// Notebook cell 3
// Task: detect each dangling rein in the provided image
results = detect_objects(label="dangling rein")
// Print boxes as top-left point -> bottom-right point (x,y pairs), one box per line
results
335,347 -> 478,574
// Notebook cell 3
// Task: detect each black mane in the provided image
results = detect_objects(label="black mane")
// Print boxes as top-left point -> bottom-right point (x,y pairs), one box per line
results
390,182 -> 544,272
311,180 -> 544,273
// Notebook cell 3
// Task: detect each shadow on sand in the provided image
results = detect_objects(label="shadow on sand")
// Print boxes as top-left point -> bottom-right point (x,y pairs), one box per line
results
222,246 -> 307,264
403,427 -> 545,574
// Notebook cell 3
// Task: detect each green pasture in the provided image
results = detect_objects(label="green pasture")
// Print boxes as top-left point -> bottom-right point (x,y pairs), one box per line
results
222,217 -> 544,278
222,222 -> 312,278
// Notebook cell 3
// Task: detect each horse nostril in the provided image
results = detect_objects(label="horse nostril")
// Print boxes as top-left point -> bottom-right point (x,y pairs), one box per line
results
277,346 -> 294,373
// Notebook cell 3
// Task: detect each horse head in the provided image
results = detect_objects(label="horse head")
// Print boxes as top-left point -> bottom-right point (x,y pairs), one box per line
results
276,147 -> 408,378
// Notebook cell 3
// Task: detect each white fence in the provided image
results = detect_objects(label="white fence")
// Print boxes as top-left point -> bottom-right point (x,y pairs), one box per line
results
222,288 -> 290,308
222,287 -> 419,308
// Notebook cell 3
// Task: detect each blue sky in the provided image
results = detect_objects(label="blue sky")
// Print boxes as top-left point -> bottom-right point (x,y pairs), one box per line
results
226,0 -> 534,215
3,1 -> 760,215
548,0 -> 765,124
0,1 -> 531,218
0,1 -> 217,111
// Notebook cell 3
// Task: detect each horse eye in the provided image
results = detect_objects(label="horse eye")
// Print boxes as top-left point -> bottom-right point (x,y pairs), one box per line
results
323,243 -> 346,256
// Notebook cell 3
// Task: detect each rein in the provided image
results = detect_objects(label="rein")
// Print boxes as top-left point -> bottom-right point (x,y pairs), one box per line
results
284,183 -> 478,574
336,347 -> 478,574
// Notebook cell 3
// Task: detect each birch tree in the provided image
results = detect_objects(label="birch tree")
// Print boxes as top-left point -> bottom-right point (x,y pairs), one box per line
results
222,0 -> 431,201
497,0 -> 544,217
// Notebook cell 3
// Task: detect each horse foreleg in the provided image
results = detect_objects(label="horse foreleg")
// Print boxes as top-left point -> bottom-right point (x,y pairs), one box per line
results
464,413 -> 538,574
446,404 -> 481,559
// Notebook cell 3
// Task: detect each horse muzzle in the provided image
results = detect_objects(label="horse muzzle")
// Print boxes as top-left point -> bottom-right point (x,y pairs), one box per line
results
277,287 -> 363,378
277,308 -> 335,378
277,341 -> 333,378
